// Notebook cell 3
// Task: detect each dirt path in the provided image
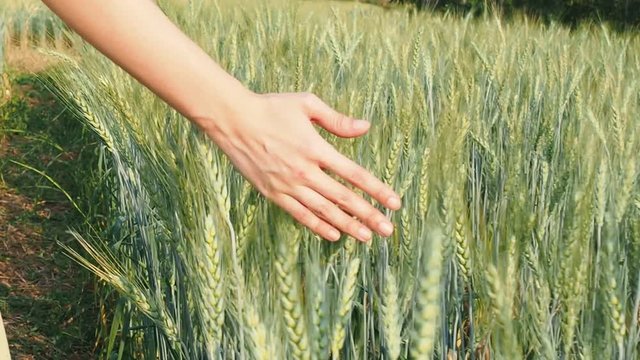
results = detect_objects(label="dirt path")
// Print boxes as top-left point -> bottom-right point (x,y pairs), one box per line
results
0,68 -> 97,359
0,186 -> 94,359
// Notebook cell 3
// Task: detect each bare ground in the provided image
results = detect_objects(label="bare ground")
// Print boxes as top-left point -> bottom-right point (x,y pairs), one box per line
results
1,50 -> 97,359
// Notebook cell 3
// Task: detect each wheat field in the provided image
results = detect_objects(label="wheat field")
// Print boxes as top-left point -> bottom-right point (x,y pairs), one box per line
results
3,0 -> 640,359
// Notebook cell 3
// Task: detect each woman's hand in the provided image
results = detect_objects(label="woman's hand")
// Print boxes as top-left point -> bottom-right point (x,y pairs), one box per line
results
201,92 -> 401,242
41,0 -> 401,241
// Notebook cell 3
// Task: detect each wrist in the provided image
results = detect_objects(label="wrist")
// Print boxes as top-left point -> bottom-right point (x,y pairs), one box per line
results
191,79 -> 260,141
188,74 -> 257,132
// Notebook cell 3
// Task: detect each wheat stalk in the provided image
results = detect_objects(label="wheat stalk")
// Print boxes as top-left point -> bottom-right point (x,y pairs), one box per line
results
382,268 -> 402,360
331,258 -> 361,359
411,228 -> 443,359
275,224 -> 311,360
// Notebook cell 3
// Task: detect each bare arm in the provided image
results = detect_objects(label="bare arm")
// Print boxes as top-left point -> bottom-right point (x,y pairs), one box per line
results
41,0 -> 247,127
42,0 -> 401,242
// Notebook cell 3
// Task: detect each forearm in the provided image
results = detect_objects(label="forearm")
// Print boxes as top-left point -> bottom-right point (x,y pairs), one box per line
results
42,0 -> 253,130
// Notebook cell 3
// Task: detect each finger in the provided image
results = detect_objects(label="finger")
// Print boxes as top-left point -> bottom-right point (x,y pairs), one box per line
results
309,170 -> 394,237
295,186 -> 372,242
277,194 -> 341,242
302,93 -> 370,138
321,147 -> 401,211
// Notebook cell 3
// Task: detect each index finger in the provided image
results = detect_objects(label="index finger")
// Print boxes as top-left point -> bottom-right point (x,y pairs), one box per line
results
320,146 -> 401,211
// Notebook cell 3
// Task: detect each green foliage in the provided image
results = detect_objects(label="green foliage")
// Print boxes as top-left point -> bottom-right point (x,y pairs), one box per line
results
395,0 -> 640,27
17,0 -> 640,359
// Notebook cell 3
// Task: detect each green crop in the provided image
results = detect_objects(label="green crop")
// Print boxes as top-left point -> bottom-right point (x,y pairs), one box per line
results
21,0 -> 640,358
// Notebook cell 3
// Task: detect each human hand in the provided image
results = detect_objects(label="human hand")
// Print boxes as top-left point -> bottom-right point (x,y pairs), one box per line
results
201,92 -> 401,242
40,0 -> 400,242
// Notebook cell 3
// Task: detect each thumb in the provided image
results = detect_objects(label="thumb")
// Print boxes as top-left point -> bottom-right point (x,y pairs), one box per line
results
305,94 -> 370,138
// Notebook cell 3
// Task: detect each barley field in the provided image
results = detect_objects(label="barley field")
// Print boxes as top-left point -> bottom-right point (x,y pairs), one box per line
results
3,0 -> 640,359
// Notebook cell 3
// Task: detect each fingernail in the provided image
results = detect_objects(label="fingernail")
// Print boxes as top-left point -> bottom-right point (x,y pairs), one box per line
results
329,229 -> 341,241
387,196 -> 401,209
379,221 -> 394,236
358,227 -> 372,241
353,119 -> 370,131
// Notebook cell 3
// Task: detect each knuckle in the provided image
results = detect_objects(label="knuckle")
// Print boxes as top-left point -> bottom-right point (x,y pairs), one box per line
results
300,139 -> 323,157
293,168 -> 311,184
346,219 -> 363,234
365,207 -> 384,224
376,185 -> 392,200
301,92 -> 319,106
335,113 -> 349,128
261,182 -> 285,201
315,224 -> 330,237
261,187 -> 274,200
293,207 -> 313,225
317,228 -> 333,241
316,202 -> 334,219
313,146 -> 333,162
308,218 -> 323,234
368,180 -> 387,199
334,189 -> 354,209
350,167 -> 367,185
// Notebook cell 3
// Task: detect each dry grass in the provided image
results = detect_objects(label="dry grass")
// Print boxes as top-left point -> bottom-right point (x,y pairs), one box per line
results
5,48 -> 60,74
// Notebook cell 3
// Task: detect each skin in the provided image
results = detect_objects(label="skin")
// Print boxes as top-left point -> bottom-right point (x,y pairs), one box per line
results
41,0 -> 401,242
